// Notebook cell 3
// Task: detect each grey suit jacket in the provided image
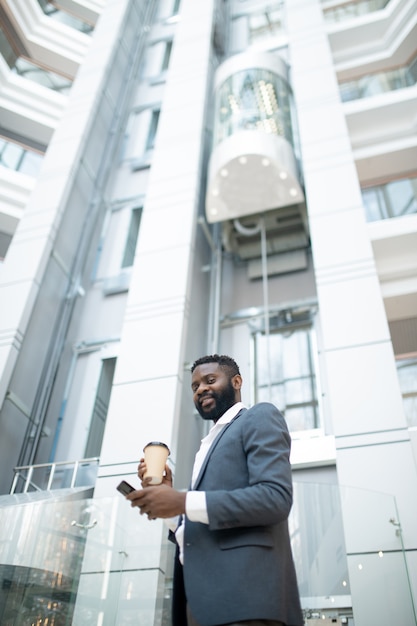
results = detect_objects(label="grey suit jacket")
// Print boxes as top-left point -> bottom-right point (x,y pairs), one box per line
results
175,402 -> 303,626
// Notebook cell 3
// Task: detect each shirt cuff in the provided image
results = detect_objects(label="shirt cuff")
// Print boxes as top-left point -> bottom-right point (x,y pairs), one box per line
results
164,516 -> 180,532
185,491 -> 209,524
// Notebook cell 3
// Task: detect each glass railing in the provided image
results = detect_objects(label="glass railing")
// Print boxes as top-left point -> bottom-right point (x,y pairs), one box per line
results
0,494 -> 173,625
362,175 -> 417,222
0,139 -> 44,177
2,24 -> 72,93
12,58 -> 72,94
340,56 -> 417,101
339,484 -> 416,625
10,458 -> 100,494
36,0 -> 94,34
0,482 -> 415,625
323,0 -> 390,23
397,357 -> 417,428
292,482 -> 416,624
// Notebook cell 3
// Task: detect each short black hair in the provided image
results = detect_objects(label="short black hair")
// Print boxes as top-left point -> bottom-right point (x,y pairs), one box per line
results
191,354 -> 241,379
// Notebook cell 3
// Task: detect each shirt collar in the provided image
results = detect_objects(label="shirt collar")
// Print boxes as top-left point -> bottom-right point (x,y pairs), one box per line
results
212,401 -> 246,428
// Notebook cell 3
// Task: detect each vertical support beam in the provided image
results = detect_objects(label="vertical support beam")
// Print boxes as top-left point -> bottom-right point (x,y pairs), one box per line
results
287,1 -> 417,623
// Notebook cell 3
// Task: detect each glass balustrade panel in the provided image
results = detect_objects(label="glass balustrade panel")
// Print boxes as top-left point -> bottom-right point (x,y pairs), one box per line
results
0,486 -> 415,625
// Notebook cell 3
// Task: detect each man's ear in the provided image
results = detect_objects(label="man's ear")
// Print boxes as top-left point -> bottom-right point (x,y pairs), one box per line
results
232,374 -> 242,390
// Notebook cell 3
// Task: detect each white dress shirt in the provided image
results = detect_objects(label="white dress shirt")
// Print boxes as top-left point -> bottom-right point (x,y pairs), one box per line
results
174,401 -> 245,563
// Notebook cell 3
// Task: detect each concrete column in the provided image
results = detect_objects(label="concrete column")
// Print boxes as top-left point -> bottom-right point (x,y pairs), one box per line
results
287,1 -> 417,623
93,0 -> 216,622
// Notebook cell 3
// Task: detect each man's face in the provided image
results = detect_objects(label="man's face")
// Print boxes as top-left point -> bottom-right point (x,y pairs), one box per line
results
191,362 -> 241,422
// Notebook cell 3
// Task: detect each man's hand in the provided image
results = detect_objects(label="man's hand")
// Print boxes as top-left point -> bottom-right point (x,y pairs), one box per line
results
137,458 -> 173,488
126,485 -> 186,520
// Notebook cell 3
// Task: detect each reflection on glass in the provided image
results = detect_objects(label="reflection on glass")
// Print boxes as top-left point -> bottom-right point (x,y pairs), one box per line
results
0,499 -> 88,625
146,110 -> 160,150
338,486 -> 416,625
255,324 -> 319,432
0,496 -> 172,626
37,0 -> 94,33
0,139 -> 43,177
213,68 -> 293,147
0,488 -> 415,624
323,0 -> 390,23
340,55 -> 417,102
362,176 -> 417,222
248,6 -> 285,43
396,357 -> 417,427
13,58 -> 72,94
291,482 -> 350,600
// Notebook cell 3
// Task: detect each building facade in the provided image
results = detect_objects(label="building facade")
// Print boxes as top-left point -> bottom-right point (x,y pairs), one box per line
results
0,0 -> 416,624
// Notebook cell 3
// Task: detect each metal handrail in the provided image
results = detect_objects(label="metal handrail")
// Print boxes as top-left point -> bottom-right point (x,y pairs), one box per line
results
11,457 -> 100,494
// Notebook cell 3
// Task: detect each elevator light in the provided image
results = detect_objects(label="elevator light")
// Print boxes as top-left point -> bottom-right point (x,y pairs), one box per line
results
279,171 -> 288,180
239,156 -> 247,164
262,158 -> 270,166
220,168 -> 228,177
289,187 -> 297,197
212,188 -> 219,196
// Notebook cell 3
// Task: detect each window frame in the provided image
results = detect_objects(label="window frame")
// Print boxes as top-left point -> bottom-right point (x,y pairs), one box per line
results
252,313 -> 321,434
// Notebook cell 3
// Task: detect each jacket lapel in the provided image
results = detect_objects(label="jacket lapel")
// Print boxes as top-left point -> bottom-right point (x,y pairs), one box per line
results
192,408 -> 246,490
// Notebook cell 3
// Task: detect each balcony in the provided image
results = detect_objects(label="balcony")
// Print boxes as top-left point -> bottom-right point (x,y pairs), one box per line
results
339,55 -> 417,102
322,0 -> 390,24
325,0 -> 417,75
343,82 -> 417,183
363,176 -> 417,320
362,175 -> 417,222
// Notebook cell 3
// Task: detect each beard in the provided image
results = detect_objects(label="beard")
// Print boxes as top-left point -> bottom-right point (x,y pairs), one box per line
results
195,379 -> 237,422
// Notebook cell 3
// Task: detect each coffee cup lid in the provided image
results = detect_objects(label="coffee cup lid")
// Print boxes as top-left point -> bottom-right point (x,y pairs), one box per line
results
144,441 -> 170,454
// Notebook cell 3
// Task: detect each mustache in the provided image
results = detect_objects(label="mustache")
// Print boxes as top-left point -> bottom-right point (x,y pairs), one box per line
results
198,391 -> 215,404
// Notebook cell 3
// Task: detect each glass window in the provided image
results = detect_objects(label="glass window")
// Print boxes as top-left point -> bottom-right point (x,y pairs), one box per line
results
396,358 -> 417,428
323,0 -> 390,23
172,0 -> 181,14
146,109 -> 160,150
0,139 -> 24,170
84,358 -> 117,458
13,58 -> 72,94
362,176 -> 417,222
0,25 -> 18,67
214,67 -> 293,148
248,7 -> 284,43
0,231 -> 13,261
37,0 -> 93,33
254,321 -> 319,432
0,139 -> 43,176
123,107 -> 161,160
121,207 -> 142,268
161,40 -> 173,71
339,54 -> 417,103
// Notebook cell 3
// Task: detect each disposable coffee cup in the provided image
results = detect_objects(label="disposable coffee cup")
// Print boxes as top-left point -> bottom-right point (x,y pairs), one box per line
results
143,441 -> 170,485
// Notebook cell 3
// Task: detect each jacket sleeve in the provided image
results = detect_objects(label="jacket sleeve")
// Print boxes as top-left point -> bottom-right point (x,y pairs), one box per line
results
205,402 -> 293,530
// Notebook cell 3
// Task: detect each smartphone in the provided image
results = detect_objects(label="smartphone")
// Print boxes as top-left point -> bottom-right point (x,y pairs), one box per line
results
116,480 -> 136,496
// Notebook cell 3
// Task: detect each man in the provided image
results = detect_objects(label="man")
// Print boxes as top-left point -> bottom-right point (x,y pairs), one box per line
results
127,354 -> 303,626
